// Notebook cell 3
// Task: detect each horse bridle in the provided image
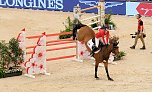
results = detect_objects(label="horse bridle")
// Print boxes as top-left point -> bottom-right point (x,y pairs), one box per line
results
112,41 -> 119,53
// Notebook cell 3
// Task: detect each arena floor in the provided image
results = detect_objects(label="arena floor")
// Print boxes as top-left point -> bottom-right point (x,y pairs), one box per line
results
0,8 -> 152,92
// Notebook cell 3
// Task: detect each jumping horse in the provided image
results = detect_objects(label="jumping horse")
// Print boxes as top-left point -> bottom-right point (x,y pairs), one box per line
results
73,23 -> 119,81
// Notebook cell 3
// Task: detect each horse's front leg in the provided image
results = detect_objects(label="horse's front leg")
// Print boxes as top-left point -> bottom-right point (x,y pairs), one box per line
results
103,60 -> 114,81
84,42 -> 99,79
95,61 -> 99,79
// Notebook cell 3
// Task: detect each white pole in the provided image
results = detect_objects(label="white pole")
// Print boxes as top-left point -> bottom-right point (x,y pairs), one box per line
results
98,3 -> 102,26
99,0 -> 105,25
75,41 -> 83,62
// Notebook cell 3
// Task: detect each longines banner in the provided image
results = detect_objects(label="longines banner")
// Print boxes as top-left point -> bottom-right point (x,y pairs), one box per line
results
0,0 -> 98,13
0,0 -> 64,10
0,0 -> 151,16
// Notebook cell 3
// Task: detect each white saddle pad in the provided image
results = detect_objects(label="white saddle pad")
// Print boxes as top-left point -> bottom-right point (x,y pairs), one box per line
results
87,38 -> 100,53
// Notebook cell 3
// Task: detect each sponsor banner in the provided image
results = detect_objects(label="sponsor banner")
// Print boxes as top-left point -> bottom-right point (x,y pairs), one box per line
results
105,0 -> 126,1
126,2 -> 152,17
126,2 -> 140,16
0,0 -> 151,16
0,0 -> 98,13
105,2 -> 126,15
78,0 -> 98,13
63,0 -> 99,13
0,0 -> 64,10
136,2 -> 152,17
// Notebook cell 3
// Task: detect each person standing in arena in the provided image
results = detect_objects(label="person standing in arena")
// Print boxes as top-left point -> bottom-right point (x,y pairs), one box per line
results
130,14 -> 146,50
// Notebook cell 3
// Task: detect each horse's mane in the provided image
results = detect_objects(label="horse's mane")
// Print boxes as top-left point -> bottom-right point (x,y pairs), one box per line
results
109,36 -> 119,44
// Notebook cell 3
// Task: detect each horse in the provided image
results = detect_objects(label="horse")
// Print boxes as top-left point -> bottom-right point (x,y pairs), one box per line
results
72,24 -> 119,81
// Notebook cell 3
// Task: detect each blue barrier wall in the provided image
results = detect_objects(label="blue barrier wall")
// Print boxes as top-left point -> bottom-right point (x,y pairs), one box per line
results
105,2 -> 126,15
0,0 -> 152,16
79,0 -> 98,13
0,0 -> 98,13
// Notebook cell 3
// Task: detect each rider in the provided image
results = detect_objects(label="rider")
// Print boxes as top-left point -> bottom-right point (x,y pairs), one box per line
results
95,25 -> 110,45
90,25 -> 110,56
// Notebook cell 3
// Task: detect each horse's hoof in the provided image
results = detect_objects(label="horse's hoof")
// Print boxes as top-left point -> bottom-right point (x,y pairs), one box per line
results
96,78 -> 100,80
108,78 -> 114,81
95,76 -> 99,79
95,77 -> 100,80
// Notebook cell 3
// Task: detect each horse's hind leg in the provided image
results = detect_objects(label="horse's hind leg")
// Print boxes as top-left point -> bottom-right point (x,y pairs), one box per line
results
103,61 -> 114,81
72,25 -> 77,40
95,62 -> 99,79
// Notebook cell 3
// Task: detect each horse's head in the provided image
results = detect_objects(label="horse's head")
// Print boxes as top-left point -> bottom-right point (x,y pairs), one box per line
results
112,41 -> 119,56
109,36 -> 119,56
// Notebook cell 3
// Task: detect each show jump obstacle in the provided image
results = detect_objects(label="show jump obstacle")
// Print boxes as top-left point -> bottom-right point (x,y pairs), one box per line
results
17,29 -> 84,78
17,2 -> 105,78
17,27 -> 115,78
17,29 -> 50,78
73,2 -> 105,30
72,2 -> 106,60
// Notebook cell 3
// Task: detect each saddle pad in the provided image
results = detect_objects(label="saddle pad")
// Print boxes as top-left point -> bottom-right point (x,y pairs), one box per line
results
87,38 -> 100,52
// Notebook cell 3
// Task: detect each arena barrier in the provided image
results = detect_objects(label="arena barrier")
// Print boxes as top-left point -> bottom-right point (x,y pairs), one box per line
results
73,2 -> 105,30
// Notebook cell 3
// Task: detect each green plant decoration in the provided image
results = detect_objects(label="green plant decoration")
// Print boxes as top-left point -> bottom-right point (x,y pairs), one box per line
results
0,40 -> 11,69
59,16 -> 73,39
104,14 -> 116,29
114,51 -> 126,61
0,68 -> 4,78
0,38 -> 24,78
0,38 -> 24,69
8,38 -> 24,67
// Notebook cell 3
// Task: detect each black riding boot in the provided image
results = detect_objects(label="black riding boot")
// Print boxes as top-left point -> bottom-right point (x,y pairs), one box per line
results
90,45 -> 99,56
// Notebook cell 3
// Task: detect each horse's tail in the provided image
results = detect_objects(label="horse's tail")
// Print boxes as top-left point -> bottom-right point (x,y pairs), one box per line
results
72,23 -> 86,40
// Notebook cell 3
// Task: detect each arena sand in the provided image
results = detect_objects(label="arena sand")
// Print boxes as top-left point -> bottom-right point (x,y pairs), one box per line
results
0,8 -> 152,92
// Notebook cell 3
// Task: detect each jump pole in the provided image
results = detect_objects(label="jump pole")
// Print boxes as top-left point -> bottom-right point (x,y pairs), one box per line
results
73,1 -> 105,61
73,2 -> 104,30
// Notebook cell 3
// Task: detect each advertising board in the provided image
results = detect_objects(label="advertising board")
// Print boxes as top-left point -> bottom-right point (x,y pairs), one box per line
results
105,2 -> 126,15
